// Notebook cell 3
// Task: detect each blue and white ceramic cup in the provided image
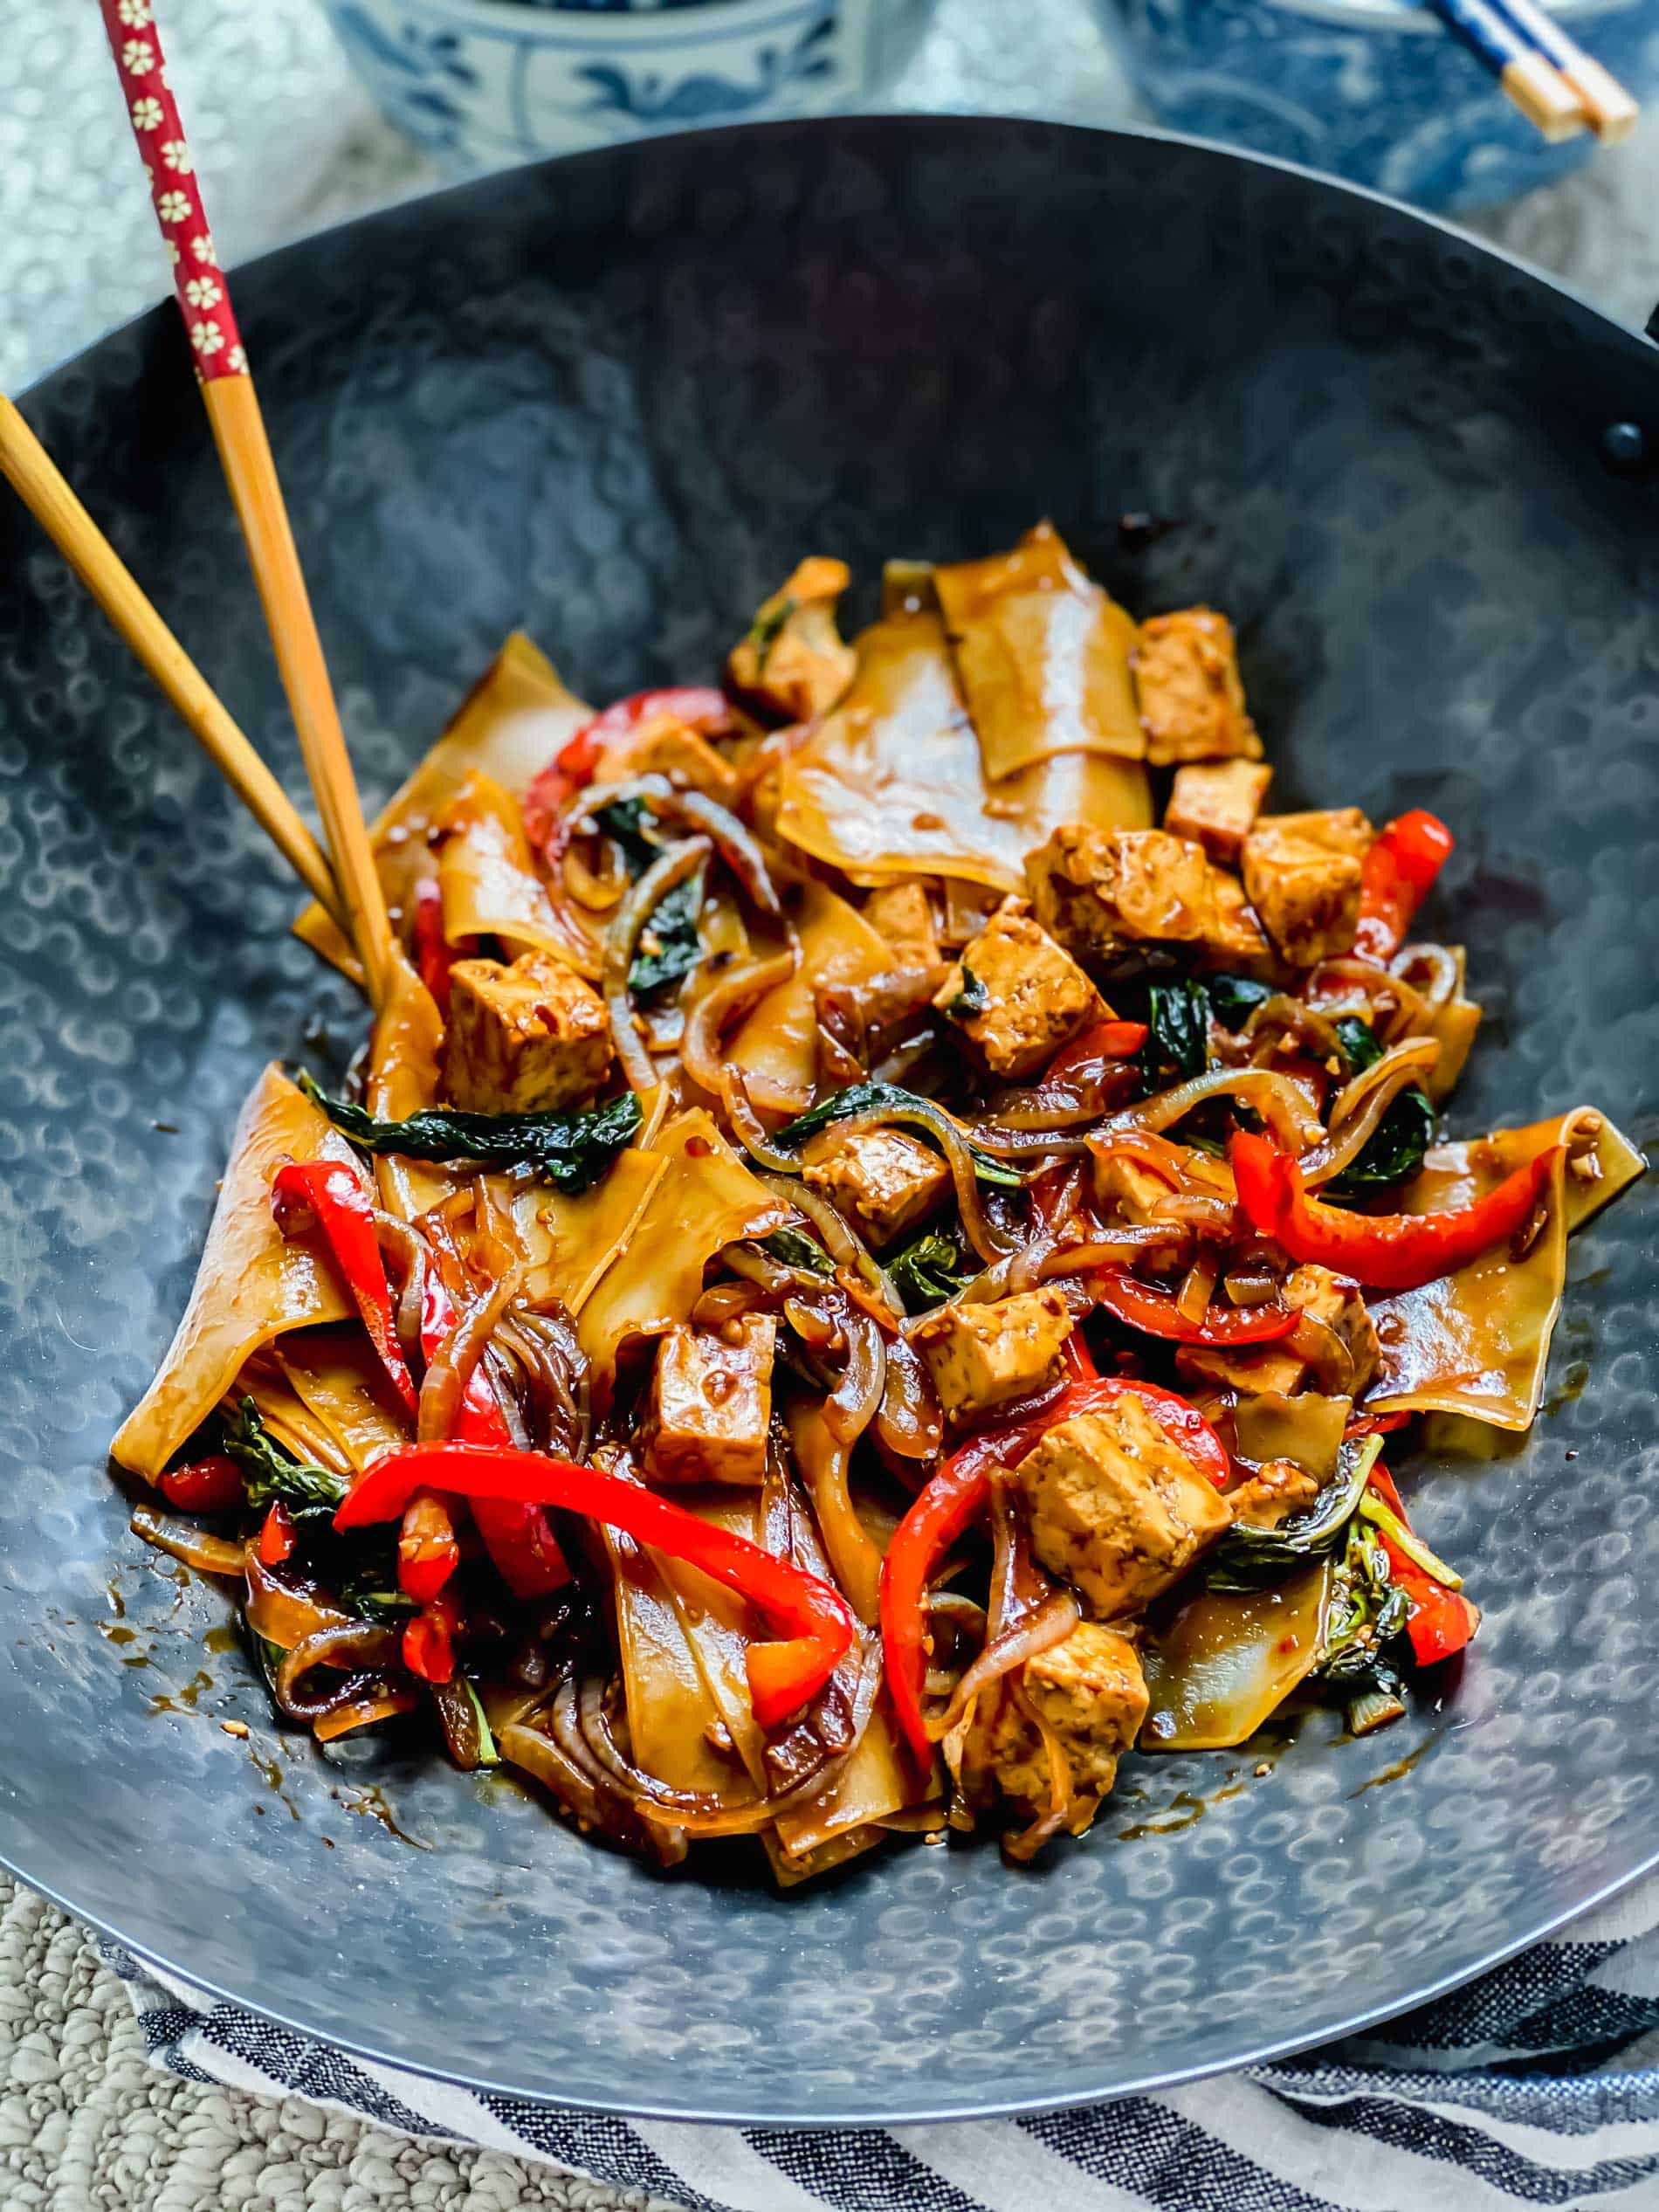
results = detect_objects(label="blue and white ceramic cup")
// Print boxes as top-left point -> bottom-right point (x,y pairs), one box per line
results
319,0 -> 937,172
1094,0 -> 1657,212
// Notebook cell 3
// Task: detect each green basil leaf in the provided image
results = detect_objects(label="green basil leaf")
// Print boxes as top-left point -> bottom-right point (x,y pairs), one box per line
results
888,1232 -> 974,1313
300,1075 -> 641,1194
771,1083 -> 1022,1188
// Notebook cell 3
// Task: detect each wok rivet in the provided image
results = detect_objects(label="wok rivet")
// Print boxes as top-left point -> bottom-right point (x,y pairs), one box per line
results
1600,421 -> 1646,472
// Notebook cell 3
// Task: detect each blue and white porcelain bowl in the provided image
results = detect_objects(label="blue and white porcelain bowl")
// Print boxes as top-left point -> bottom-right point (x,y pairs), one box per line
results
318,0 -> 937,172
1095,0 -> 1659,211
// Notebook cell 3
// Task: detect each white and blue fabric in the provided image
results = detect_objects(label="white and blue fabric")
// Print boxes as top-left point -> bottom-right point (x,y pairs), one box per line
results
113,1873 -> 1659,2212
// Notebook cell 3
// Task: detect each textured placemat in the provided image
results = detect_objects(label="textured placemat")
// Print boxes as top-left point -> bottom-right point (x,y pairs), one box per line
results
0,1874 -> 680,2212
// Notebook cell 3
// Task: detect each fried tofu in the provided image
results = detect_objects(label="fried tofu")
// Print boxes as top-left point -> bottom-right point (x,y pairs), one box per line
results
933,897 -> 1104,1079
1025,826 -> 1270,973
1201,871 -> 1273,970
1241,809 -> 1373,968
911,1288 -> 1074,1423
861,881 -> 940,969
1227,1460 -> 1322,1530
1026,826 -> 1214,961
1019,1398 -> 1233,1617
1176,1265 -> 1380,1397
1164,761 -> 1273,865
643,1315 -> 776,1485
967,1622 -> 1149,1822
802,1127 -> 949,1247
1133,608 -> 1263,766
726,556 -> 857,724
443,949 -> 613,1113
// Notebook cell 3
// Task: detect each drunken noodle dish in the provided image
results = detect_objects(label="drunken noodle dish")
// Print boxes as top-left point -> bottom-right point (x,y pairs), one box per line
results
114,527 -> 1642,1884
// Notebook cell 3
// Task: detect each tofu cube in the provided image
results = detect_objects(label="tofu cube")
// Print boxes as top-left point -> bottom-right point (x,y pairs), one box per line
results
1025,826 -> 1215,962
1226,1460 -> 1322,1531
912,1288 -> 1074,1423
726,556 -> 857,723
443,949 -> 613,1113
861,881 -> 940,970
1285,1264 -> 1380,1394
1241,809 -> 1373,968
1165,761 -> 1273,865
1019,1398 -> 1233,1617
802,1127 -> 949,1247
1199,869 -> 1272,971
967,1622 -> 1149,1822
1176,1265 -> 1380,1397
933,896 -> 1104,1078
643,1315 -> 776,1485
1133,608 -> 1263,765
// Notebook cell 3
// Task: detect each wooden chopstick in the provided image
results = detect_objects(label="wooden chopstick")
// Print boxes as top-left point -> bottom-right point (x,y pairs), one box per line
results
1425,0 -> 1587,141
96,0 -> 395,1004
0,393 -> 349,934
1486,0 -> 1640,142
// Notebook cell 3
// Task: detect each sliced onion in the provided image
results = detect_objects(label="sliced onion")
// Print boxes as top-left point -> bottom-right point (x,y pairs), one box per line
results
929,1588 -> 1080,1742
562,836 -> 630,913
274,1623 -> 403,1722
604,835 -> 712,1093
1117,1066 -> 1325,1154
681,951 -> 803,1116
501,1692 -> 687,1867
1177,1250 -> 1221,1325
1287,1310 -> 1356,1395
754,1168 -> 905,1323
1298,1037 -> 1440,1189
876,1333 -> 944,1463
788,1400 -> 884,1625
1002,1678 -> 1079,1864
131,1505 -> 246,1576
244,1554 -> 355,1650
1392,941 -> 1460,1011
374,1209 -> 430,1368
418,1263 -> 526,1442
722,1058 -> 811,1161
587,775 -> 784,921
313,1688 -> 419,1742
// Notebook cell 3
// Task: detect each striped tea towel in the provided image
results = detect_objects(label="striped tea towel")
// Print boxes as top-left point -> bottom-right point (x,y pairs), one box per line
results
113,1871 -> 1659,2212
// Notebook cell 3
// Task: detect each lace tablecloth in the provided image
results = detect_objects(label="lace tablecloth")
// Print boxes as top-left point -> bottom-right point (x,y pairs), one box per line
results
3,0 -> 1657,401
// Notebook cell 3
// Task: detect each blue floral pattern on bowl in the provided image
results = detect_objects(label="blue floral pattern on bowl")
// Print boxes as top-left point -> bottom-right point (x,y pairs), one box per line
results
320,0 -> 935,170
1093,0 -> 1659,211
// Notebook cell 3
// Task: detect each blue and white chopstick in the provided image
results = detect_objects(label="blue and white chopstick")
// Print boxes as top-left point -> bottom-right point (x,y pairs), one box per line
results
1485,0 -> 1640,141
1425,0 -> 1585,141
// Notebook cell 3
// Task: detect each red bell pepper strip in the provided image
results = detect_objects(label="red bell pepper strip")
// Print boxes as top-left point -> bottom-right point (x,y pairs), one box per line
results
271,1161 -> 418,1421
398,1492 -> 461,1604
1366,1465 -> 1479,1665
403,1590 -> 461,1685
879,1375 -> 1229,1765
1046,1018 -> 1151,1084
522,686 -> 736,854
1090,1267 -> 1298,1347
1059,1330 -> 1099,1384
1353,810 -> 1455,964
1229,1128 -> 1559,1295
410,879 -> 476,1015
336,1444 -> 856,1730
416,1265 -> 569,1599
1345,1409 -> 1412,1441
161,1454 -> 245,1513
258,1501 -> 295,1566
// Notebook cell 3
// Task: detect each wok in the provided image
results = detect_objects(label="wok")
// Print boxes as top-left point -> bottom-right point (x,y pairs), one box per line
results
1,115 -> 1656,2125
